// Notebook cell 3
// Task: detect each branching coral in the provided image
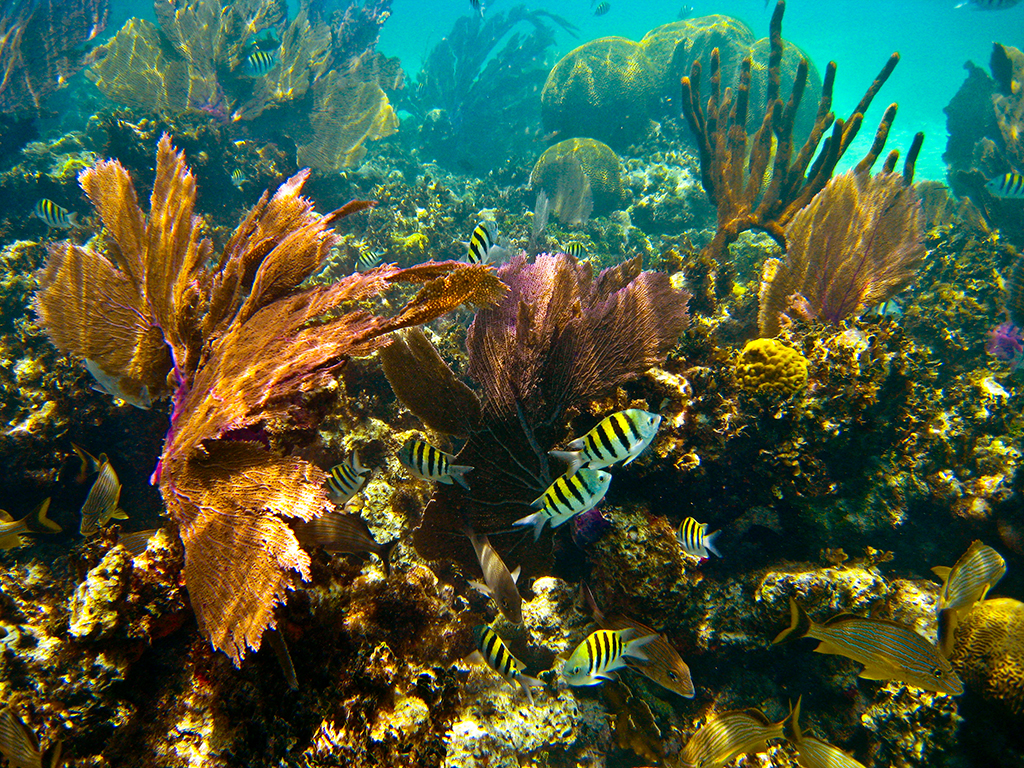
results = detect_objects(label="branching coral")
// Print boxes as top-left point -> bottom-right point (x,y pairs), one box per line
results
412,254 -> 690,575
35,135 -> 506,664
757,168 -> 925,335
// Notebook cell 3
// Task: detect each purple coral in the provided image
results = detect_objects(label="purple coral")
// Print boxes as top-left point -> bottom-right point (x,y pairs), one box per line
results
571,506 -> 612,547
986,323 -> 1024,370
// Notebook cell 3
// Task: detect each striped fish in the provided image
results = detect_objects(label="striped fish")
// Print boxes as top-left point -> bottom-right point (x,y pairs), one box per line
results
784,696 -> 866,768
465,220 -> 507,265
230,169 -> 247,187
957,0 -> 1021,8
562,627 -> 654,686
79,460 -> 128,536
466,528 -> 523,624
985,172 -> 1024,198
470,624 -> 542,705
325,452 -> 370,506
291,513 -> 396,576
244,49 -> 277,76
594,1 -> 611,16
582,583 -> 694,698
33,199 -> 77,229
677,516 -> 721,559
118,528 -> 160,557
71,443 -> 107,484
679,708 -> 785,768
398,438 -> 473,489
550,409 -> 661,477
513,468 -> 612,540
564,242 -> 588,258
0,499 -> 60,552
355,249 -> 384,271
772,598 -> 963,695
932,540 -> 1006,656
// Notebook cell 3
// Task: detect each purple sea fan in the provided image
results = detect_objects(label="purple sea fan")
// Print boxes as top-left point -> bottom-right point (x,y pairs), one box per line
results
987,322 -> 1024,369
571,506 -> 612,547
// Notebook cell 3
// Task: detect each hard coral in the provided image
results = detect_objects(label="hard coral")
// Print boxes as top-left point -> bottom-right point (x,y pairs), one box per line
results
951,597 -> 1024,715
530,137 -> 625,217
734,338 -> 808,397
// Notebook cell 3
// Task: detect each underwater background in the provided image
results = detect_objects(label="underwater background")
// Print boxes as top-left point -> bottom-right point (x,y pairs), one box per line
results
1,0 -> 1024,765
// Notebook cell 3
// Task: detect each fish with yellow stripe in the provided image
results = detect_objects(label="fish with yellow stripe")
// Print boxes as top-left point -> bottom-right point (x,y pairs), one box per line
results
985,172 -> 1024,198
398,438 -> 473,489
514,467 -> 612,540
469,625 -> 543,705
79,459 -> 128,536
679,707 -> 786,768
465,220 -> 508,265
34,198 -> 79,229
562,627 -> 654,686
0,499 -> 61,551
932,539 -> 1006,656
550,409 -> 661,477
784,696 -> 866,768
773,597 -> 963,695
677,516 -> 721,559
325,451 -> 371,506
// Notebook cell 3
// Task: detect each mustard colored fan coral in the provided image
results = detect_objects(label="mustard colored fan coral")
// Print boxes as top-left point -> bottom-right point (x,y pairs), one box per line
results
950,598 -> 1024,715
734,338 -> 808,396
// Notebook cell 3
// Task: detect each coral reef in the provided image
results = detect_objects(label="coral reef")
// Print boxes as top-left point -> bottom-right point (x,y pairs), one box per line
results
530,137 -> 625,219
951,598 -> 1024,715
734,338 -> 808,397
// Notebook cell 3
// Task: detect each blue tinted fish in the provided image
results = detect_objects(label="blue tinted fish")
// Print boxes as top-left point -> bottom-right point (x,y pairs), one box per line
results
550,409 -> 661,477
514,468 -> 612,540
34,199 -> 77,229
399,438 -> 473,489
325,451 -> 370,506
594,1 -> 611,15
230,169 -> 246,187
245,49 -> 277,76
985,172 -> 1024,198
957,0 -> 1021,8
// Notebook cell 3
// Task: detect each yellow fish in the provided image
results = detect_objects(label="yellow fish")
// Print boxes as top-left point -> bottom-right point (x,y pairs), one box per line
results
79,460 -> 128,536
784,696 -> 867,768
932,540 -> 1006,656
0,499 -> 60,551
773,598 -> 963,695
679,707 -> 785,768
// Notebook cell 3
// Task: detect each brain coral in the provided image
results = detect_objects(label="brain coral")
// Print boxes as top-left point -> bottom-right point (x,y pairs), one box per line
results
541,37 -> 657,148
748,37 -> 823,147
951,597 -> 1024,714
530,138 -> 626,216
734,338 -> 808,396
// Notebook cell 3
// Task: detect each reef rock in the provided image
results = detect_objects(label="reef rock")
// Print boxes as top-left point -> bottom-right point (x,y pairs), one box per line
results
68,545 -> 131,641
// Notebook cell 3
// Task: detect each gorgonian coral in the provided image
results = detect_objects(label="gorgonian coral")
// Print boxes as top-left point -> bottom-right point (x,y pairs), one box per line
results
986,323 -> 1024,369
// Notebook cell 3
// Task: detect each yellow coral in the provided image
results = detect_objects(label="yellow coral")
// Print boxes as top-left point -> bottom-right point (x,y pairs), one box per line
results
951,597 -> 1024,714
530,138 -> 625,216
734,338 -> 808,396
396,232 -> 429,259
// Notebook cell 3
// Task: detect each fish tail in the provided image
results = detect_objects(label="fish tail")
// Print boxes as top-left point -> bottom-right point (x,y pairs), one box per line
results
513,511 -> 546,540
517,674 -> 542,706
449,465 -> 474,490
379,539 -> 398,578
549,450 -> 584,477
937,608 -> 958,658
783,695 -> 803,744
704,529 -> 722,557
579,582 -> 605,622
773,597 -> 811,644
32,498 -> 60,533
351,449 -> 367,474
624,632 -> 656,662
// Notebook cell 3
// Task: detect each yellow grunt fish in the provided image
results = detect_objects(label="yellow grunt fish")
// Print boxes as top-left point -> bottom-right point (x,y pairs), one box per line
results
773,598 -> 963,695
679,707 -> 785,768
932,540 -> 1006,656
784,696 -> 867,768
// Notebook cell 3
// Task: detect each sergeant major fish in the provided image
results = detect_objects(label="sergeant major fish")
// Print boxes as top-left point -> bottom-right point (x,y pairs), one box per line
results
562,627 -> 654,686
679,707 -> 786,768
291,512 -> 397,576
514,468 -> 612,540
244,49 -> 277,76
772,598 -> 963,695
355,249 -> 384,271
466,527 -> 523,624
985,172 -> 1024,197
784,696 -> 867,768
465,220 -> 508,265
678,516 -> 721,559
932,540 -> 1006,656
398,438 -> 473,489
550,409 -> 661,477
469,625 -> 542,705
79,459 -> 128,536
34,199 -> 78,229
325,451 -> 371,506
594,1 -> 611,16
564,242 -> 587,258
230,169 -> 247,187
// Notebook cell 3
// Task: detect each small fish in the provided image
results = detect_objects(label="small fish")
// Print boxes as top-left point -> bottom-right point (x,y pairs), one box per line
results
677,516 -> 721,559
784,696 -> 867,768
582,583 -> 694,698
79,460 -> 128,536
117,528 -> 160,556
985,172 -> 1024,198
932,540 -> 1006,656
513,468 -> 612,540
398,438 -> 474,489
85,359 -> 152,410
33,199 -> 78,229
564,242 -> 587,258
71,443 -> 108,484
679,708 -> 786,768
244,49 -> 278,76
0,499 -> 60,551
355,249 -> 384,271
265,627 -> 298,691
470,624 -> 542,705
469,0 -> 485,15
465,220 -> 507,265
956,0 -> 1021,8
562,627 -> 654,686
291,513 -> 397,576
677,4 -> 694,18
230,169 -> 247,187
550,409 -> 661,477
772,598 -> 963,695
862,298 -> 902,319
594,1 -> 611,15
466,528 -> 523,624
325,452 -> 371,506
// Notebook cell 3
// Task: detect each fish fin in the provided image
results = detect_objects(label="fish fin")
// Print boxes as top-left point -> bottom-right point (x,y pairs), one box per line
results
513,511 -> 546,541
579,582 -> 605,622
704,529 -> 722,557
517,674 -> 542,706
937,608 -> 957,658
449,465 -> 474,490
979,583 -> 993,601
624,633 -> 657,662
71,442 -> 101,483
110,508 -> 129,520
350,449 -> 368,475
465,649 -> 486,666
784,695 -> 803,744
0,510 -> 13,523
33,498 -> 60,533
437,475 -> 454,485
566,437 -> 585,451
529,492 -> 546,508
510,565 -> 521,584
0,534 -> 21,551
549,450 -> 584,477
468,579 -> 492,597
772,597 -> 811,644
856,664 -> 893,681
931,566 -> 951,580
378,539 -> 398,578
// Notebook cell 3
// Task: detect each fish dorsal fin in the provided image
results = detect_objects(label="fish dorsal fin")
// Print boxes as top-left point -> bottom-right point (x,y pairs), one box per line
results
931,566 -> 951,580
510,565 -> 521,584
739,708 -> 773,727
0,510 -> 13,523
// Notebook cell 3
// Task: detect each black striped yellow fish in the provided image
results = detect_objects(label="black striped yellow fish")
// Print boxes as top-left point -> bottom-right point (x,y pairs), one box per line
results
594,1 -> 611,16
325,452 -> 371,506
230,169 -> 247,187
0,498 -> 60,551
784,696 -> 866,768
932,540 -> 1006,656
513,468 -> 612,540
33,199 -> 78,229
398,438 -> 473,489
562,627 -> 653,686
773,598 -> 963,695
290,513 -> 396,576
677,516 -> 721,559
550,409 -> 661,477
244,49 -> 277,76
564,242 -> 588,258
79,459 -> 127,536
355,249 -> 384,271
470,625 -> 542,705
680,708 -> 785,768
466,527 -> 523,624
985,172 -> 1024,198
465,220 -> 507,265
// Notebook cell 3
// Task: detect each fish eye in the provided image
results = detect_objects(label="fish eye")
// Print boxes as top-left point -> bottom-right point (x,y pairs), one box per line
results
667,671 -> 678,681
933,667 -> 944,678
